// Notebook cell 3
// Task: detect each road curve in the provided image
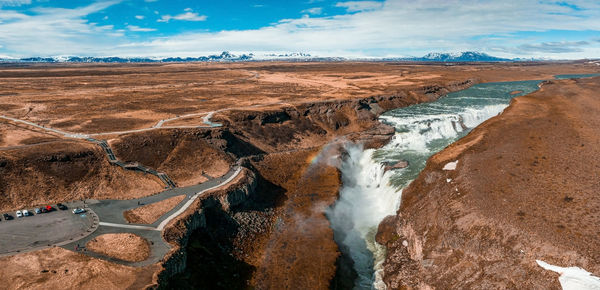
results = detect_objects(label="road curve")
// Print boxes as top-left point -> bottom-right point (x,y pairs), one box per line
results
2,99 -> 293,140
156,166 -> 242,230
89,166 -> 243,232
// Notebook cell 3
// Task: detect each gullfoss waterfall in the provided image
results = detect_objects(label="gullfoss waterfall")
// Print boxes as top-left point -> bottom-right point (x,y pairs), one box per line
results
327,80 -> 542,289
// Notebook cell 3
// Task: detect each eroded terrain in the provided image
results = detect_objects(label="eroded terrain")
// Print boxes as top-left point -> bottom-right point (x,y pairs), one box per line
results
1,61 -> 598,289
378,77 -> 600,289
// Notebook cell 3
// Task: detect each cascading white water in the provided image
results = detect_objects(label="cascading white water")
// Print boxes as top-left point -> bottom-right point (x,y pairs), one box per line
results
380,103 -> 507,153
326,145 -> 400,289
327,80 -> 543,289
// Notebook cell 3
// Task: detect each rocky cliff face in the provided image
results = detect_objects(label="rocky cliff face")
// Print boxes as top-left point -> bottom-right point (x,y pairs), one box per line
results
215,79 -> 475,154
153,79 -> 477,289
157,168 -> 259,289
376,78 -> 600,289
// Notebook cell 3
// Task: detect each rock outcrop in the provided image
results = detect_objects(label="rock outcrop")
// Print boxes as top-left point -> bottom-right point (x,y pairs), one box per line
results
377,77 -> 600,289
0,141 -> 163,211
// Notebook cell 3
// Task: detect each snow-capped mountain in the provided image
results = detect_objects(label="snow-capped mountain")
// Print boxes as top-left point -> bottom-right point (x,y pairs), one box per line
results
261,52 -> 311,58
410,51 -> 511,62
0,51 -> 519,63
588,60 -> 600,66
11,51 -> 254,63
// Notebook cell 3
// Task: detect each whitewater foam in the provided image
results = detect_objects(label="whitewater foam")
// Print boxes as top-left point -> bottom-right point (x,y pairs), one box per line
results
329,80 -> 543,289
326,145 -> 401,289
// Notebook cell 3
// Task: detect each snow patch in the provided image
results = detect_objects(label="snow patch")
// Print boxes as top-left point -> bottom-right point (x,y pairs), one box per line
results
443,160 -> 458,170
536,260 -> 600,290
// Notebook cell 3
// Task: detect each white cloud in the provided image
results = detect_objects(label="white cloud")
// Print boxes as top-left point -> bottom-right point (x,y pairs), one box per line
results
518,41 -> 590,53
301,7 -> 323,15
1,0 -> 600,59
127,25 -> 156,32
0,0 -> 31,7
158,11 -> 207,23
335,1 -> 383,12
0,1 -> 123,56
135,15 -> 144,20
118,0 -> 600,59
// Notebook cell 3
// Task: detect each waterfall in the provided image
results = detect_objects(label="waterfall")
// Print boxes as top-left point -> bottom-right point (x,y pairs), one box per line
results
327,80 -> 543,289
326,144 -> 401,289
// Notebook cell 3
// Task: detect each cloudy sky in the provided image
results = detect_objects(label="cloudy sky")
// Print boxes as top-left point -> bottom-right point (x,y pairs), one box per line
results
0,0 -> 599,59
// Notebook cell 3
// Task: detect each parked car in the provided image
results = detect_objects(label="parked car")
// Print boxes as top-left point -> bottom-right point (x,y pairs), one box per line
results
3,213 -> 13,220
23,209 -> 31,216
16,210 -> 23,218
72,208 -> 85,214
41,207 -> 48,213
57,203 -> 67,210
35,208 -> 42,214
45,205 -> 54,212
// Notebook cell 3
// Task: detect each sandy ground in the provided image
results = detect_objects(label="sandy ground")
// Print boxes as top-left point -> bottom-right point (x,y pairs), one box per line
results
247,150 -> 341,289
0,141 -> 164,212
0,62 -> 598,288
109,129 -> 233,187
0,247 -> 156,289
86,233 -> 151,263
123,195 -> 186,224
378,77 -> 600,289
0,62 -> 597,135
0,122 -> 65,148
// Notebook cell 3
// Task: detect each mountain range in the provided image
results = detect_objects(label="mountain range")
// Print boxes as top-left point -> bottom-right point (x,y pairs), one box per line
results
407,51 -> 511,62
0,51 -> 526,63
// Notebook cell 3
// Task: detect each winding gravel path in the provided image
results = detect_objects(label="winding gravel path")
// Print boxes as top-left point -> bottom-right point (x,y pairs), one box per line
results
66,165 -> 242,266
0,114 -> 245,266
0,110 -> 222,139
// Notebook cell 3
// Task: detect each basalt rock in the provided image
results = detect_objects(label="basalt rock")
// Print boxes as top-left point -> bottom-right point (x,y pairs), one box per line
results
377,78 -> 600,289
383,160 -> 409,171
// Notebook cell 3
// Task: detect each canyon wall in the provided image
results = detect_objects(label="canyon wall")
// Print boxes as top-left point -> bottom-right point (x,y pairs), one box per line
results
0,77 -> 476,288
152,79 -> 476,288
377,78 -> 600,289
156,168 -> 258,289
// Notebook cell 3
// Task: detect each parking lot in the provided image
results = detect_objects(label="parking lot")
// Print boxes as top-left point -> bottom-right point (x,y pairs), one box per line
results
0,205 -> 96,255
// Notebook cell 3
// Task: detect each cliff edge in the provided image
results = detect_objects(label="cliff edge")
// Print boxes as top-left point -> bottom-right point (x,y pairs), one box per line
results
377,77 -> 600,289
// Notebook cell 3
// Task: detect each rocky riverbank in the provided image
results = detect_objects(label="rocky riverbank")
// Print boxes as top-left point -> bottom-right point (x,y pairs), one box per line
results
376,77 -> 600,288
149,79 -> 476,288
3,62 -> 600,289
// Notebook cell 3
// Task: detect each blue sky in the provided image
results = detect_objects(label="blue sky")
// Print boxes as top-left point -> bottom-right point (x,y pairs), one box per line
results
0,0 -> 598,59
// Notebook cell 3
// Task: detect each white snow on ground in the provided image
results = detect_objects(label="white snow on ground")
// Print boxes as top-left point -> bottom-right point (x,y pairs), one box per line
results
536,260 -> 600,290
443,160 -> 458,170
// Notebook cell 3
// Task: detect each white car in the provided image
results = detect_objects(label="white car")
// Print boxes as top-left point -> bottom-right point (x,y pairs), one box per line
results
22,209 -> 31,216
16,210 -> 23,218
72,208 -> 85,214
